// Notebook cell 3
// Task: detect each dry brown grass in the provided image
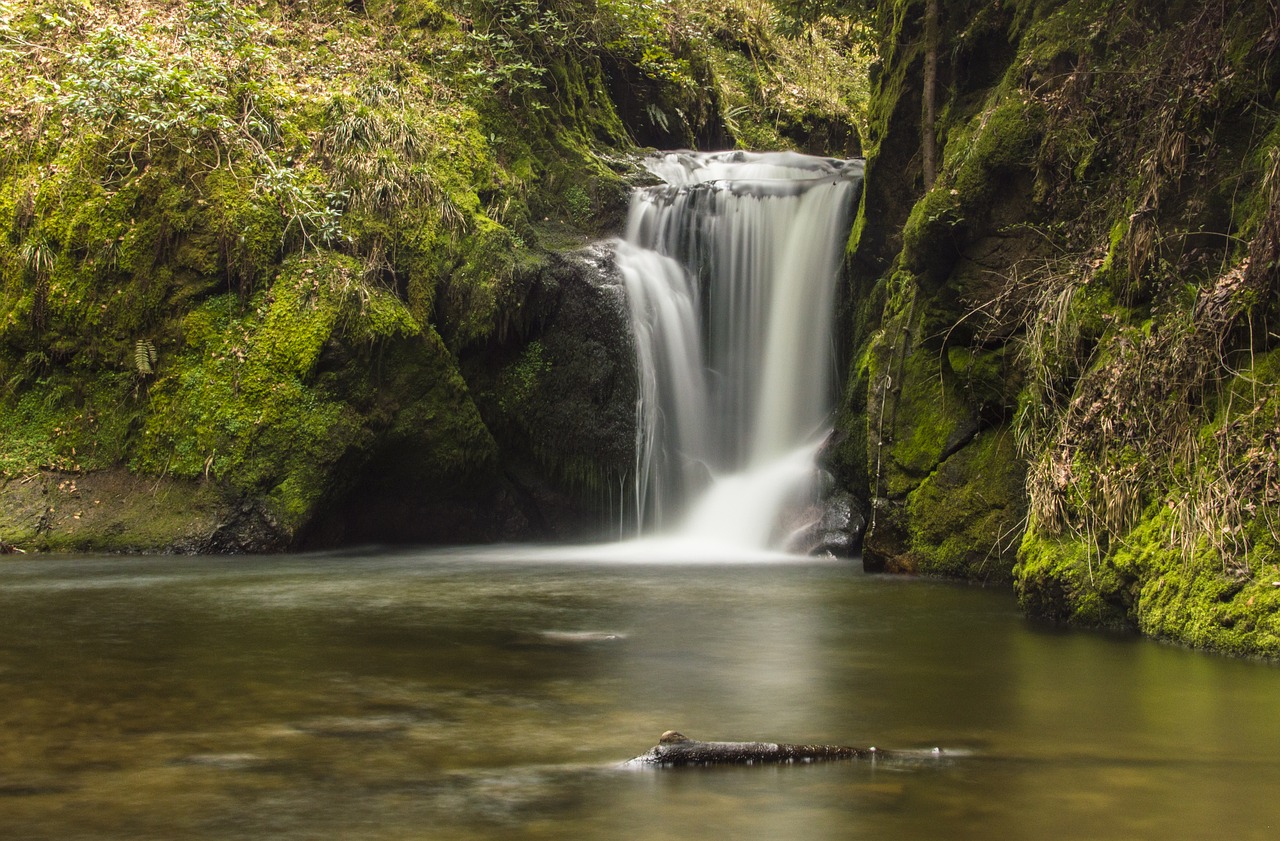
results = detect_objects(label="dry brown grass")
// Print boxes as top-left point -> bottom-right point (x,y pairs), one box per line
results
942,0 -> 1280,579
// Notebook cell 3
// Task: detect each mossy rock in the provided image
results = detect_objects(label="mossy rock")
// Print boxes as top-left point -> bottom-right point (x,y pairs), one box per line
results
299,325 -> 514,548
134,254 -> 371,528
900,95 -> 1045,286
1111,509 -> 1280,659
877,325 -> 981,498
1015,527 -> 1134,629
905,427 -> 1027,582
457,244 -> 639,537
0,469 -> 282,554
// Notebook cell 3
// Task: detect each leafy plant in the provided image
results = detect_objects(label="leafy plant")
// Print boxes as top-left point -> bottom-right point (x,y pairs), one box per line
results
133,339 -> 157,376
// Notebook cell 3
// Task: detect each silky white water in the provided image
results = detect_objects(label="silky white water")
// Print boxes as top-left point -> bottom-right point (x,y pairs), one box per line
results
615,151 -> 863,547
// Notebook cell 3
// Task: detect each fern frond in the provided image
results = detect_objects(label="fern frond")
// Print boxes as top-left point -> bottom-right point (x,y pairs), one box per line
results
134,339 -> 157,376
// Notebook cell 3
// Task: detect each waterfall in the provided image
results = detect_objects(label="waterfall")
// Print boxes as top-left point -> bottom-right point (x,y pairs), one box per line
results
615,150 -> 863,552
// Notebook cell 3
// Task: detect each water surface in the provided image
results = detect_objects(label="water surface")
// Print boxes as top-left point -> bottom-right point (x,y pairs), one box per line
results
1,548 -> 1278,839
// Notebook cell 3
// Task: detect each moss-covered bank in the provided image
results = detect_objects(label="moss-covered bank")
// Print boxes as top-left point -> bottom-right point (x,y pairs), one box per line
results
847,0 -> 1280,656
0,0 -> 867,552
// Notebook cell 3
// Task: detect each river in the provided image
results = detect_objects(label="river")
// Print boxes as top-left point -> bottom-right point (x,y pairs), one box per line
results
2,547 -> 1278,839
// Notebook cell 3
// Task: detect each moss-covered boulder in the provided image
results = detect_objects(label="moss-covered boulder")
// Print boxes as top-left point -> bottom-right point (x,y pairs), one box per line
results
476,246 -> 638,532
315,243 -> 640,544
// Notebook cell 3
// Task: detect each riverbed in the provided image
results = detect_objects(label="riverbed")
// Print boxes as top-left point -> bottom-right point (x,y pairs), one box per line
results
1,548 -> 1278,839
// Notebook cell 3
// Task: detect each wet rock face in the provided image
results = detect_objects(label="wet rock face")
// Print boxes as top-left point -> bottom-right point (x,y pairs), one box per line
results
181,499 -> 291,555
514,245 -> 638,482
298,244 -> 640,548
475,244 -> 640,539
814,490 -> 868,557
787,488 -> 868,559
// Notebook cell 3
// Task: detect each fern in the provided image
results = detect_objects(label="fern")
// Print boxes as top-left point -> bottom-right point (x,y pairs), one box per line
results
134,339 -> 157,376
644,102 -> 670,133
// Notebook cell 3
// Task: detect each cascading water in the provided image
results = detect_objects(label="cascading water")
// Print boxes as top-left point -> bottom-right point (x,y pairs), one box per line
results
615,150 -> 864,553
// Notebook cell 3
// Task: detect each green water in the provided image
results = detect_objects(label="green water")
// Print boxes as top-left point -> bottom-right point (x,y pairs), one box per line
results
1,548 -> 1277,839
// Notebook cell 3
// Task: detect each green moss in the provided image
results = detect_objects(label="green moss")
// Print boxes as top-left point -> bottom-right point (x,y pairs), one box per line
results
432,216 -> 520,350
562,185 -> 592,225
882,333 -> 977,497
901,95 -> 1045,280
1010,337 -> 1280,657
1097,217 -> 1127,278
369,330 -> 500,494
1111,509 -> 1280,659
132,252 -> 398,532
202,167 -> 286,292
496,340 -> 550,415
0,372 -> 139,478
1016,525 -> 1133,628
906,428 -> 1026,581
1225,349 -> 1280,406
948,344 -> 1017,415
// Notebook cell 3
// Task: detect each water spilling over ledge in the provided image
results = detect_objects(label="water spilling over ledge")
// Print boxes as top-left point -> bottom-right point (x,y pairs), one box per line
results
615,151 -> 864,550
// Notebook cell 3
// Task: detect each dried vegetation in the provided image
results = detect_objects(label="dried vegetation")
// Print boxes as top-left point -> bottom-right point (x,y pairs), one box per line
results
961,1 -> 1280,650
861,0 -> 1280,654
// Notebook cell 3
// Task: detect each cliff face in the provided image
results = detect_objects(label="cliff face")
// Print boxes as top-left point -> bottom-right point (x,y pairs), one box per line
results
848,0 -> 1280,656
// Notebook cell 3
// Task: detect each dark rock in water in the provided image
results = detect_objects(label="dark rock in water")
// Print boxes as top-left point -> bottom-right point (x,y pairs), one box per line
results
182,498 -> 290,554
817,489 -> 867,555
628,731 -> 904,767
787,489 -> 868,558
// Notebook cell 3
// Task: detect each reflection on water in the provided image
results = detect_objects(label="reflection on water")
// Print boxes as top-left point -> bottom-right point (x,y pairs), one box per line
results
2,547 -> 1279,839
